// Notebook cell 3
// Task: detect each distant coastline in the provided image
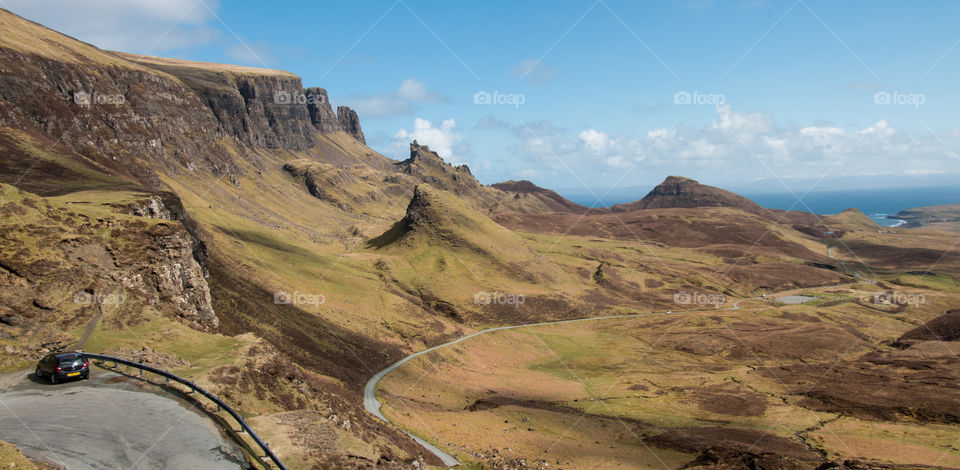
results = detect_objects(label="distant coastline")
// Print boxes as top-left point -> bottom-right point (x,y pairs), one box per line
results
562,185 -> 960,228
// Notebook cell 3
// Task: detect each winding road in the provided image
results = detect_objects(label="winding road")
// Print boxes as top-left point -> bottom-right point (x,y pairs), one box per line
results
364,298 -> 783,466
364,246 -> 872,467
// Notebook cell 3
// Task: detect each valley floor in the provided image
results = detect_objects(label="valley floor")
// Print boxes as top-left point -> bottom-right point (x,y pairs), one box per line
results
377,275 -> 960,469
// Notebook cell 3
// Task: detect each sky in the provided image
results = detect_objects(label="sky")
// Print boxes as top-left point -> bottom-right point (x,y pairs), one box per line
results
5,0 -> 960,198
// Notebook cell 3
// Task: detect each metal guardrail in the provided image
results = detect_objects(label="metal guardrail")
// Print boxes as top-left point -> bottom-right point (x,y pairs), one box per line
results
81,353 -> 287,470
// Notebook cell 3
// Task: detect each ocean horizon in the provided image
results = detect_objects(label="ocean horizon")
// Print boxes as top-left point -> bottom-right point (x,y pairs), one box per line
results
562,185 -> 960,227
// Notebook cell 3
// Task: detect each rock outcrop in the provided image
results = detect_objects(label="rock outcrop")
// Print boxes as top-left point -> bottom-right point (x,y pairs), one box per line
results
396,141 -> 481,197
306,87 -> 340,133
336,106 -> 365,143
0,184 -> 218,333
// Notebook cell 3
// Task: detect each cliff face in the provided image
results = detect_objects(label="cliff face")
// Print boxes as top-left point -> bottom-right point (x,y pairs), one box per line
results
0,46 -> 232,187
0,185 -> 218,348
306,87 -> 340,134
336,106 -> 365,144
120,55 -> 353,149
0,13 -> 369,191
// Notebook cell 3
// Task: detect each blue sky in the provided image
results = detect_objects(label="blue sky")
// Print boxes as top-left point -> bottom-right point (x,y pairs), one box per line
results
7,0 -> 960,197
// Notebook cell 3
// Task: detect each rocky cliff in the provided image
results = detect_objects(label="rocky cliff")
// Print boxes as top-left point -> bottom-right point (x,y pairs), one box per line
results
396,141 -> 483,197
336,106 -> 365,144
0,10 -> 368,191
0,184 -> 218,352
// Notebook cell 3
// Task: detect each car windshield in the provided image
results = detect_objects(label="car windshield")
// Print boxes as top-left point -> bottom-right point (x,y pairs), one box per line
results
57,355 -> 83,364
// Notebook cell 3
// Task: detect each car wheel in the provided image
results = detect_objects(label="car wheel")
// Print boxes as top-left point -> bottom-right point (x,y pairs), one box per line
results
35,368 -> 42,378
49,373 -> 56,385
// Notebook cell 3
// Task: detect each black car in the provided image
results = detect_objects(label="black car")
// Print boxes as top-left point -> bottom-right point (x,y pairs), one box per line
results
35,352 -> 89,384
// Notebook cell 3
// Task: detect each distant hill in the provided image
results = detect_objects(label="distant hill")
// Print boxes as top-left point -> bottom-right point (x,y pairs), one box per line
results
822,208 -> 880,232
611,176 -> 767,214
899,309 -> 960,343
491,180 -> 589,213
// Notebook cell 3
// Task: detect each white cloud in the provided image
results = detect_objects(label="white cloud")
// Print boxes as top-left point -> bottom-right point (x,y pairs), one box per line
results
4,0 -> 221,53
342,79 -> 448,118
578,129 -> 610,153
709,105 -> 773,141
604,156 -> 630,168
904,169 -> 946,176
507,105 -> 960,187
857,120 -> 893,137
648,128 -> 674,140
800,127 -> 844,137
391,118 -> 462,162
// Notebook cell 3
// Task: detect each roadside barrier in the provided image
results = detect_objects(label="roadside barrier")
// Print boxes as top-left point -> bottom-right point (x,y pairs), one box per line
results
82,353 -> 287,470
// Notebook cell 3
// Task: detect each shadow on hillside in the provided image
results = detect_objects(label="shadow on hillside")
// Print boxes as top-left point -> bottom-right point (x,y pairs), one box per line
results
366,219 -> 407,249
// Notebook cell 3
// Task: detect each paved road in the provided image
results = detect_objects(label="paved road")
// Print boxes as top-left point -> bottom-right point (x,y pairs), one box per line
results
829,246 -> 876,283
365,247 -> 875,467
0,369 -> 244,469
363,312 -> 668,466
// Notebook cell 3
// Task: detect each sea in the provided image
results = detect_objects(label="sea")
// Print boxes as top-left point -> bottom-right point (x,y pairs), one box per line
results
563,185 -> 960,227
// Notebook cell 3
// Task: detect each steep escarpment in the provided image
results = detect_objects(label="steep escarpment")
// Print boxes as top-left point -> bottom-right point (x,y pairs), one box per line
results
116,54 -> 365,148
0,8 -> 370,194
0,43 -> 229,187
613,176 -> 767,214
337,106 -> 365,144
